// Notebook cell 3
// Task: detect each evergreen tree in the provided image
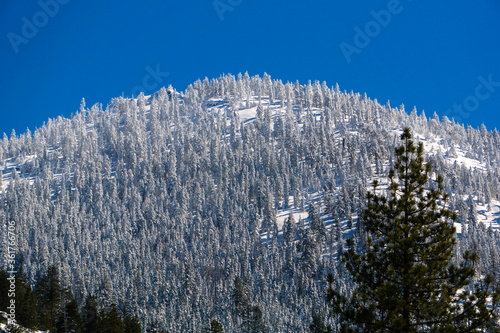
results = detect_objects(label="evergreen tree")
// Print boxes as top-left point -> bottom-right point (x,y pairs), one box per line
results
309,313 -> 331,333
123,311 -> 142,333
204,319 -> 224,333
147,320 -> 169,333
36,265 -> 61,331
0,269 -> 9,312
233,276 -> 251,319
3,74 -> 500,331
248,305 -> 267,333
66,298 -> 83,332
82,294 -> 99,333
328,128 -> 500,332
15,268 -> 38,329
101,304 -> 125,333
55,294 -> 83,333
0,267 -> 38,329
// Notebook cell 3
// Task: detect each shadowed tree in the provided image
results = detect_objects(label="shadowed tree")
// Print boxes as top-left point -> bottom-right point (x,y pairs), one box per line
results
309,312 -> 331,333
82,294 -> 99,333
36,265 -> 61,331
100,304 -> 124,333
124,310 -> 142,333
203,319 -> 224,333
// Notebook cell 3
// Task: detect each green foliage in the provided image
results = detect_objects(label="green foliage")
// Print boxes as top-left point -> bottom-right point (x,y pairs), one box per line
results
248,306 -> 268,333
233,277 -> 251,317
0,268 -> 38,330
100,303 -> 125,333
15,269 -> 38,329
232,277 -> 268,332
309,313 -> 331,333
328,127 -> 500,332
0,269 -> 9,312
55,292 -> 83,333
82,294 -> 99,333
124,312 -> 142,333
35,265 -> 61,331
0,263 -> 142,333
204,319 -> 224,333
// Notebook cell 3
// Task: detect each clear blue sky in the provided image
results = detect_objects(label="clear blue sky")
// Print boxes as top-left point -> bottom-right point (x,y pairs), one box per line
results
1,0 -> 499,136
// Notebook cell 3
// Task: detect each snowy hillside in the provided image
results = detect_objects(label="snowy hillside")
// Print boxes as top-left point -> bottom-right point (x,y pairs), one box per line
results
0,311 -> 47,333
1,73 -> 500,331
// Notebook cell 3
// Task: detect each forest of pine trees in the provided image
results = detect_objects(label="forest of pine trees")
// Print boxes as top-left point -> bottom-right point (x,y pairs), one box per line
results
328,128 -> 499,331
0,73 -> 500,331
0,265 -> 145,333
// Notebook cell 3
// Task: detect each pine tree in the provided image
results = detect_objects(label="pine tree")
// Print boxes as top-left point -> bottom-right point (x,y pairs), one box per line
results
36,265 -> 61,331
204,319 -> 224,333
82,294 -> 99,333
55,294 -> 83,333
233,276 -> 251,318
248,305 -> 267,333
15,268 -> 38,329
328,128 -> 500,332
101,304 -> 125,333
147,320 -> 169,333
0,267 -> 38,329
123,310 -> 142,333
309,313 -> 331,333
0,269 -> 8,312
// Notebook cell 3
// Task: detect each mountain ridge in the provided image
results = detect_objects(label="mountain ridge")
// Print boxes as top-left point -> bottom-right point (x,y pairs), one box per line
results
1,73 -> 500,331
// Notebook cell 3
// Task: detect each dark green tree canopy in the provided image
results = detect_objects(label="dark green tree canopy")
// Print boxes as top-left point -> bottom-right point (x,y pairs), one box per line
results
328,127 -> 500,332
204,319 -> 224,333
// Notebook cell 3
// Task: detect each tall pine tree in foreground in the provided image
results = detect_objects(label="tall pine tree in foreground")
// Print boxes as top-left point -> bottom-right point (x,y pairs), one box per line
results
328,128 -> 500,332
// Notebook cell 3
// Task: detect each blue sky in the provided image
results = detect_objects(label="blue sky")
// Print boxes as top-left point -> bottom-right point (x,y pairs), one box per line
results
1,0 -> 499,136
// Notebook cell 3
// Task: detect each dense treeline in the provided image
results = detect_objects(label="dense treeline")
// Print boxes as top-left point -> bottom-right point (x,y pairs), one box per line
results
329,129 -> 499,331
0,73 -> 499,331
0,265 -> 145,333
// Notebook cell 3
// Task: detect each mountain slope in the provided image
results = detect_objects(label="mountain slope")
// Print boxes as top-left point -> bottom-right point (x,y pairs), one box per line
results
1,73 -> 500,331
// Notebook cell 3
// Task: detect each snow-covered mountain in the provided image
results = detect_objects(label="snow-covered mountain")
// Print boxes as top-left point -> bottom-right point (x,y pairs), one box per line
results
1,73 -> 500,331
